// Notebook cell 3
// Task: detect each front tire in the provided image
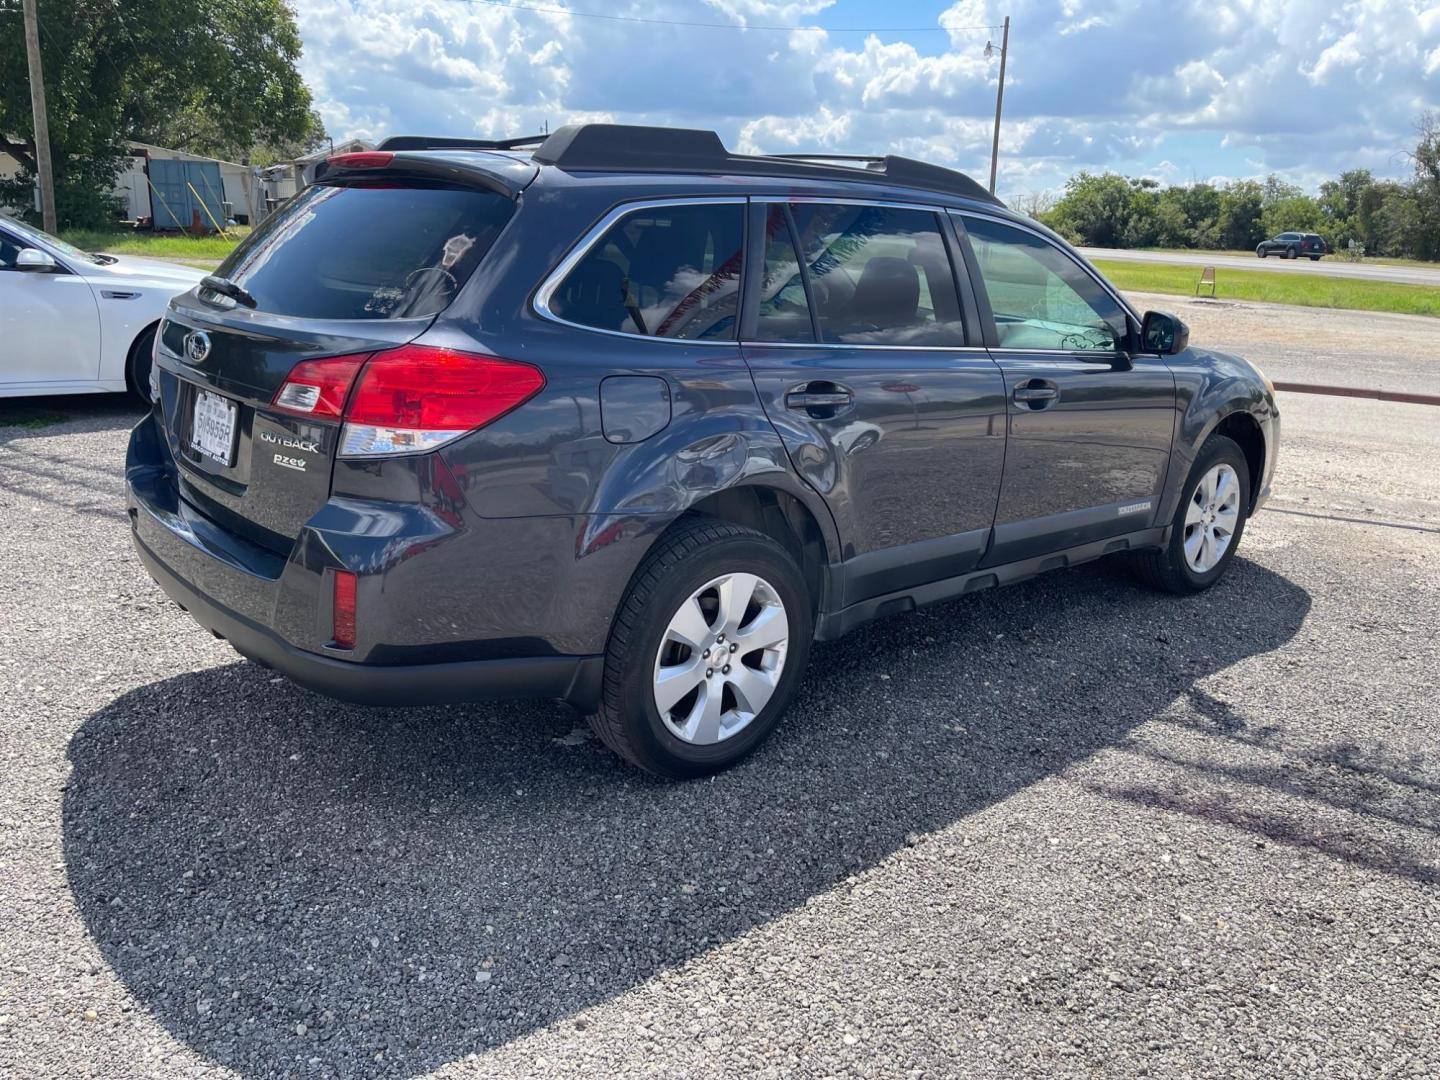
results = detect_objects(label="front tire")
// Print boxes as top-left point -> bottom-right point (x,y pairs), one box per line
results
1132,434 -> 1251,595
590,519 -> 813,778
1256,247 -> 1267,258
125,324 -> 158,403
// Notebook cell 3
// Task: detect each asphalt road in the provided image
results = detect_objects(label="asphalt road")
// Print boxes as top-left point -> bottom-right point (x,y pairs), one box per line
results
1080,246 -> 1440,287
1125,289 -> 1440,398
1,385 -> 1437,1079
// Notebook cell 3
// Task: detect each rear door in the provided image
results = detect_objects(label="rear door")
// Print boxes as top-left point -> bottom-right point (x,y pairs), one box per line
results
742,199 -> 1008,605
953,213 -> 1176,566
156,179 -> 516,553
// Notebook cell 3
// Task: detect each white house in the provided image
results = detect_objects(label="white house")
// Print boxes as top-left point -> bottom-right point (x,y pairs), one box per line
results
0,141 -> 253,227
255,138 -> 373,213
1,138 -> 378,228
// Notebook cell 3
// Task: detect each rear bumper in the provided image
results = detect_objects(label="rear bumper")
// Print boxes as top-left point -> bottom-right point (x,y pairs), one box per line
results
126,415 -> 608,710
133,531 -> 603,708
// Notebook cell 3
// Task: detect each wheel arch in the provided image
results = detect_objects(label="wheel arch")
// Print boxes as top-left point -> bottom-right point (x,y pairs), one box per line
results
1210,410 -> 1266,511
124,319 -> 162,396
674,483 -> 833,617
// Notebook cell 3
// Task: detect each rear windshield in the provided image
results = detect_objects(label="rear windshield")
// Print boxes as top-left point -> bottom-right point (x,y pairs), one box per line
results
212,181 -> 514,320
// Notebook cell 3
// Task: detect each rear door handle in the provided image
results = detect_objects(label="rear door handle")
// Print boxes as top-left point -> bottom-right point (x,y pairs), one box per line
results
786,388 -> 853,410
1013,383 -> 1059,403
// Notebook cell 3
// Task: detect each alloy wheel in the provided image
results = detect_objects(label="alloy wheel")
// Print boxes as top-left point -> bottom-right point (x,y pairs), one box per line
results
1183,463 -> 1241,574
652,572 -> 789,745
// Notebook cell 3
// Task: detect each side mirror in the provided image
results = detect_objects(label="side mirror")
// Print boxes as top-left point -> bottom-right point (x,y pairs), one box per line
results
16,247 -> 59,273
1140,310 -> 1189,355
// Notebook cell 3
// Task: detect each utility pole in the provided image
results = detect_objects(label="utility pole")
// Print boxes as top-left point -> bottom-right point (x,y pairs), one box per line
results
987,15 -> 1010,197
22,0 -> 57,232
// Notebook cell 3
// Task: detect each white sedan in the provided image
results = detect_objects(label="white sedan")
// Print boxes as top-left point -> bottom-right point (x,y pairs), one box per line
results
1,214 -> 206,399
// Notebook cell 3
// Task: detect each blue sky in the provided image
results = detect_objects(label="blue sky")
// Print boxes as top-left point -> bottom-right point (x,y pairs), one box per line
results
292,0 -> 1440,197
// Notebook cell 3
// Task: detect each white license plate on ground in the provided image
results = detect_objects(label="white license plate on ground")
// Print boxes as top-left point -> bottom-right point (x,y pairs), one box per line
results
190,389 -> 237,466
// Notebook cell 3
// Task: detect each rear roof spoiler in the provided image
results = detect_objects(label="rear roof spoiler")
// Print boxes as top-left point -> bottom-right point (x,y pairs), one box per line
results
377,134 -> 548,152
313,150 -> 538,198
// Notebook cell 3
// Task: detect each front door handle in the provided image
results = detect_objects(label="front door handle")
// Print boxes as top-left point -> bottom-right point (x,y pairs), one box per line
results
1013,380 -> 1060,408
1013,384 -> 1058,402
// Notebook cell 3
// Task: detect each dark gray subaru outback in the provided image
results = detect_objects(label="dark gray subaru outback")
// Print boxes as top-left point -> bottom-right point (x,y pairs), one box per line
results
127,124 -> 1279,778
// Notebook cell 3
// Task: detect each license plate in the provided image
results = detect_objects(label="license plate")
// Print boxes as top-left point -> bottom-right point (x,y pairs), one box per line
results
190,389 -> 237,466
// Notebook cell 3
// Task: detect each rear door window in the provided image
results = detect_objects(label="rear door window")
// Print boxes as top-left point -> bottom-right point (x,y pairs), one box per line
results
754,202 -> 965,346
753,205 -> 815,342
546,201 -> 743,340
212,181 -> 514,320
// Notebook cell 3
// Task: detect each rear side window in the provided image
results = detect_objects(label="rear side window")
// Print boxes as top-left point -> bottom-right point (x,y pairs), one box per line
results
754,202 -> 966,346
213,182 -> 514,320
546,202 -> 743,340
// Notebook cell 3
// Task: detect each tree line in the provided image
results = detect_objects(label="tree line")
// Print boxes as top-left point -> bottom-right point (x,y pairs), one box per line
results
1,0 -> 324,229
1035,114 -> 1440,261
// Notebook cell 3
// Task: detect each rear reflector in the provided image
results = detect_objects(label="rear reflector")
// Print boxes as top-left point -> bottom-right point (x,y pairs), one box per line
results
332,570 -> 357,649
340,345 -> 545,458
272,355 -> 367,418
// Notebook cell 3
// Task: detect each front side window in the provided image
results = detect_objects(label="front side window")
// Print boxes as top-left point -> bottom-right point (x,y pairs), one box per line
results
0,230 -> 23,269
547,202 -> 743,340
960,215 -> 1127,352
754,202 -> 965,346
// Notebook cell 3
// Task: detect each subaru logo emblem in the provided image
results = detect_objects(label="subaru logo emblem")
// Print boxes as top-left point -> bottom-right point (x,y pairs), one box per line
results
184,330 -> 211,363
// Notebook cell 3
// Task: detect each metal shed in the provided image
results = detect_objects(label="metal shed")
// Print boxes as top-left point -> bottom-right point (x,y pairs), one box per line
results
119,144 -> 252,229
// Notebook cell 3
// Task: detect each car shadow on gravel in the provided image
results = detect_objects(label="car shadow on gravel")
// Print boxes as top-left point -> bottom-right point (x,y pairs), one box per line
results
0,392 -> 142,436
64,557 -> 1310,1078
0,395 -> 143,523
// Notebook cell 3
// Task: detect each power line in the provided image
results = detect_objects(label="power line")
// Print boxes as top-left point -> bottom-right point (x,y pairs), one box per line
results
446,0 -> 999,33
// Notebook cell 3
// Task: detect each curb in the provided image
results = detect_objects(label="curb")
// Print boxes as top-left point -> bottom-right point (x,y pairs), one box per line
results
1272,382 -> 1440,407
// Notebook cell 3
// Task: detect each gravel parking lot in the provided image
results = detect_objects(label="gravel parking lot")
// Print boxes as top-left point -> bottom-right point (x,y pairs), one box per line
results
2,357 -> 1438,1075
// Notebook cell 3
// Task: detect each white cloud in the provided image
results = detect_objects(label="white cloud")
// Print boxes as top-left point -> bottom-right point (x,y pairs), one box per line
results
291,0 -> 1440,197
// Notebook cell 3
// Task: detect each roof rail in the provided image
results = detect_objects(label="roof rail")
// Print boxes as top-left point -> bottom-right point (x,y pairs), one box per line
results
377,134 -> 548,152
530,124 -> 1002,206
763,153 -> 885,164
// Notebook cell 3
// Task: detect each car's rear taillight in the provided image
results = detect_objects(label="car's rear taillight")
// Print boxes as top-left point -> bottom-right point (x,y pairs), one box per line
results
271,345 -> 544,457
273,355 -> 367,418
339,345 -> 545,457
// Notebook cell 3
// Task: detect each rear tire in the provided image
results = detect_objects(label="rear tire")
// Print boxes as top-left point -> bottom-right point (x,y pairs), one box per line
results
125,324 -> 158,403
1132,434 -> 1251,595
1285,246 -> 1298,260
590,519 -> 812,779
1309,254 -> 1320,261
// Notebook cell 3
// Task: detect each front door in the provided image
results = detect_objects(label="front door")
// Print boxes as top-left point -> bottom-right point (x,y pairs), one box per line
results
742,200 -> 1008,606
954,213 -> 1176,566
0,230 -> 101,389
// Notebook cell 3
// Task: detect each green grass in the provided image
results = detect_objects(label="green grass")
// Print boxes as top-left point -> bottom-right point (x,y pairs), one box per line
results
58,227 -> 247,268
1092,258 -> 1440,318
0,409 -> 68,429
1138,246 -> 1439,271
